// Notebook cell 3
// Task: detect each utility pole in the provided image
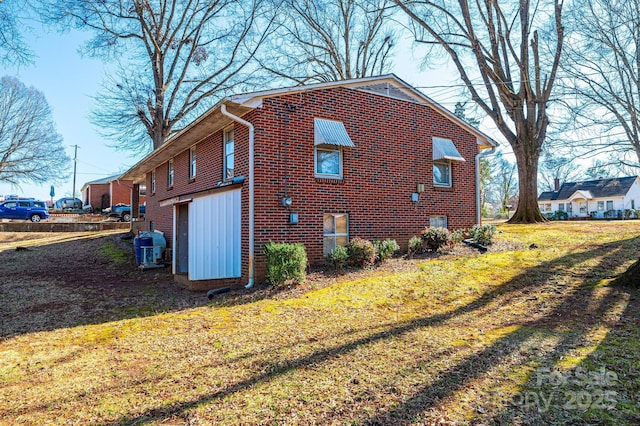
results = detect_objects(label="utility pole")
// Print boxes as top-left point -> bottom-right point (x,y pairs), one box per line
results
72,145 -> 78,199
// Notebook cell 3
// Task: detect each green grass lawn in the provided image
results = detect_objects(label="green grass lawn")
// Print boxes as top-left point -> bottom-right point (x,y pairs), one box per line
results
1,222 -> 639,425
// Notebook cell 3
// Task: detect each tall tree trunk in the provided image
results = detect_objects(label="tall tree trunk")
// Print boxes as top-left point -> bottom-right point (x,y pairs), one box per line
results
510,139 -> 546,223
612,258 -> 640,287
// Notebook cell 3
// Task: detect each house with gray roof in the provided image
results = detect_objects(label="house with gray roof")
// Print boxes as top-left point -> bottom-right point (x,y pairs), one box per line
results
538,176 -> 640,218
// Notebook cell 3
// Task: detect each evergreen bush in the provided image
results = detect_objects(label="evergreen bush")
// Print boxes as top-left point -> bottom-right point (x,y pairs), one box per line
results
407,235 -> 423,257
470,224 -> 496,245
263,242 -> 307,285
347,237 -> 376,268
421,227 -> 450,252
326,245 -> 349,272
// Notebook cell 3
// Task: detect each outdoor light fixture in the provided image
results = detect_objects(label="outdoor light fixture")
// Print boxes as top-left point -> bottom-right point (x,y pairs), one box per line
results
417,183 -> 425,193
281,196 -> 293,208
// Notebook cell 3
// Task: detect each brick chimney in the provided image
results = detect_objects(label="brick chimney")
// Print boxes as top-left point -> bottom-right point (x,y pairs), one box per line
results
554,178 -> 560,191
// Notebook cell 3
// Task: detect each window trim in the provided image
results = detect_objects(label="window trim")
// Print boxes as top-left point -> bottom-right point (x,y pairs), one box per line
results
606,200 -> 614,211
150,170 -> 156,194
315,145 -> 343,179
167,158 -> 174,188
323,213 -> 349,255
224,127 -> 234,181
433,160 -> 452,188
189,146 -> 197,180
429,215 -> 448,229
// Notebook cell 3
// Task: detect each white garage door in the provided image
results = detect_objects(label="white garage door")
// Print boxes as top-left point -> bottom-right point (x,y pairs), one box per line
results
188,189 -> 241,280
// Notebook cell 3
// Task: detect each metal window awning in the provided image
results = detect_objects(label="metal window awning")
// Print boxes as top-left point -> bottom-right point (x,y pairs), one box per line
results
433,137 -> 465,162
314,118 -> 355,147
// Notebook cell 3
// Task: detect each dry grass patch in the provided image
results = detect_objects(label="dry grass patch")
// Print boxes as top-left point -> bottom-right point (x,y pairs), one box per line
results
0,222 -> 639,425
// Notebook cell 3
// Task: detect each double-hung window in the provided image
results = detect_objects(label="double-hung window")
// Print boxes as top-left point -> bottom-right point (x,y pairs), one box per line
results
189,146 -> 196,179
432,137 -> 465,188
224,128 -> 234,180
323,213 -> 348,255
606,200 -> 614,211
314,118 -> 354,179
597,201 -> 604,211
150,170 -> 156,194
167,159 -> 174,187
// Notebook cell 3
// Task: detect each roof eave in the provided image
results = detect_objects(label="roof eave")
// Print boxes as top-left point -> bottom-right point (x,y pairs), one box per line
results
119,100 -> 252,182
231,73 -> 499,149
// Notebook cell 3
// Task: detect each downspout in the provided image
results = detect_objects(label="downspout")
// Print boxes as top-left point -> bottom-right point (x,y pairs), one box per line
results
475,144 -> 496,224
221,104 -> 255,288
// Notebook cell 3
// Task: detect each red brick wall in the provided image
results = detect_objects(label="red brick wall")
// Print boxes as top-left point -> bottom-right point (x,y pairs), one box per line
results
250,88 -> 479,280
145,86 -> 481,285
85,183 -> 109,208
110,180 -> 145,205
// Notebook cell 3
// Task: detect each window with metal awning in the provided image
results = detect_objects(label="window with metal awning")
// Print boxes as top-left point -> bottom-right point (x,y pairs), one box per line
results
432,137 -> 465,162
314,118 -> 355,147
314,118 -> 354,178
432,137 -> 464,188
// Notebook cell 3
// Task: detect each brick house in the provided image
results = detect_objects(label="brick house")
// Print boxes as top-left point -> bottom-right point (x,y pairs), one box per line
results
81,174 -> 146,211
121,75 -> 498,290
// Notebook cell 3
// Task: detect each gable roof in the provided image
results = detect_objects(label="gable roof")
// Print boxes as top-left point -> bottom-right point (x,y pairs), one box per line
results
80,174 -> 122,192
120,74 -> 499,182
538,176 -> 638,201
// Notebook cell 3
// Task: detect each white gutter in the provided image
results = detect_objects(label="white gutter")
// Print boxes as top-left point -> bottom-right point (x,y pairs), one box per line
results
221,104 -> 255,288
475,144 -> 496,224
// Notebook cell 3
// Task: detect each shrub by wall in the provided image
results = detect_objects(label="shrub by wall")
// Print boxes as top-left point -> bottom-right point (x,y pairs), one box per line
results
347,237 -> 376,268
374,239 -> 400,262
263,242 -> 308,285
421,227 -> 450,252
326,245 -> 349,273
471,224 -> 496,245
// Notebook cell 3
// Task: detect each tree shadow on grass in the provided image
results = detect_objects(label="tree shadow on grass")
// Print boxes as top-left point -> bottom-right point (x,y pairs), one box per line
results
363,243 -> 634,425
476,280 -> 640,425
101,237 -> 639,425
0,233 -> 209,340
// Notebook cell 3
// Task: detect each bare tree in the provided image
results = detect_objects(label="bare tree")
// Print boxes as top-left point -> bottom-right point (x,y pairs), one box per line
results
260,0 -> 397,84
0,76 -> 69,185
0,0 -> 34,66
394,0 -> 565,223
39,0 -> 276,153
538,152 -> 582,192
560,0 -> 640,169
486,151 -> 518,215
454,101 -> 494,216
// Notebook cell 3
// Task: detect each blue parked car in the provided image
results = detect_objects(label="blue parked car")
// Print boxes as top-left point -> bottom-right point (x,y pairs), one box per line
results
0,199 -> 50,222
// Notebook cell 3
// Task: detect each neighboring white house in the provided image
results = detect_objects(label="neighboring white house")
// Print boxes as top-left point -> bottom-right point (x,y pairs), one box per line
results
538,176 -> 640,218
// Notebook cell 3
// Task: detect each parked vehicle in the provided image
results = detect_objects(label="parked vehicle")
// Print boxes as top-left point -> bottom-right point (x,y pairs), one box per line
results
103,203 -> 146,222
54,197 -> 83,210
0,199 -> 50,222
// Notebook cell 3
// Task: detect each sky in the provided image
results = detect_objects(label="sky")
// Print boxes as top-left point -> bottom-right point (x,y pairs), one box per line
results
0,21 -> 488,203
0,25 -> 141,202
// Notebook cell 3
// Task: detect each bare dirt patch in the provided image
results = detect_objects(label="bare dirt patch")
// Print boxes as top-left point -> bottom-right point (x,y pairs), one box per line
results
0,231 -> 208,339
